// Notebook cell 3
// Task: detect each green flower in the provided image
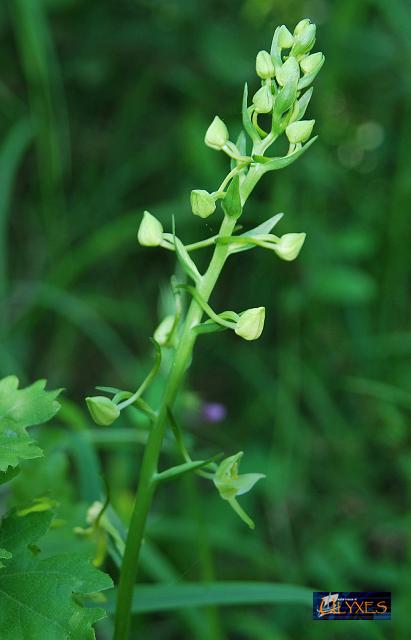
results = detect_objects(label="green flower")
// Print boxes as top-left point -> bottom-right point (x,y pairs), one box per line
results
272,233 -> 306,261
300,51 -> 324,75
213,452 -> 265,529
255,50 -> 275,79
137,211 -> 164,247
291,19 -> 316,58
204,116 -> 229,150
252,85 -> 273,114
154,315 -> 176,346
86,396 -> 120,426
275,56 -> 300,87
190,189 -> 217,218
277,25 -> 294,49
285,120 -> 315,144
235,307 -> 265,341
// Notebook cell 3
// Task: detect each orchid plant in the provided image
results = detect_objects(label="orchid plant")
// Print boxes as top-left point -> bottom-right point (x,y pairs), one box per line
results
83,18 -> 325,639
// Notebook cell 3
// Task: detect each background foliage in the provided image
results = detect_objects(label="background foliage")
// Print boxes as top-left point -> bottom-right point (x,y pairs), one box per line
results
1,0 -> 410,638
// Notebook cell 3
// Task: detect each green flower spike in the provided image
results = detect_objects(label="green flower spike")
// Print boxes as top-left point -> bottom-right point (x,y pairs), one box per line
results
234,307 -> 265,341
213,452 -> 265,529
138,211 -> 164,247
86,396 -> 120,426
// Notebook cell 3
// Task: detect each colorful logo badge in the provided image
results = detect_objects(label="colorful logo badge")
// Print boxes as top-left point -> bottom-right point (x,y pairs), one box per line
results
313,592 -> 391,620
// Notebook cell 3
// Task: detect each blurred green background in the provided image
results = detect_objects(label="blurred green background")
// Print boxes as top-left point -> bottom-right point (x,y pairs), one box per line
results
1,0 -> 411,638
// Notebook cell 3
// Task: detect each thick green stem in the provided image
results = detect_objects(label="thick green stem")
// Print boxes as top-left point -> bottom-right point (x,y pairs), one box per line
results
114,170 -> 261,639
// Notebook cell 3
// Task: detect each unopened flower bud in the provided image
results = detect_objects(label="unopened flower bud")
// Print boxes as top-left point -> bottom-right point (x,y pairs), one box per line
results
204,116 -> 229,150
286,119 -> 315,144
154,314 -> 176,346
273,233 -> 306,261
292,19 -> 316,57
256,50 -> 275,79
278,25 -> 294,49
87,501 -> 104,525
300,51 -> 324,75
86,396 -> 120,426
235,307 -> 265,341
252,85 -> 273,114
138,211 -> 163,247
275,56 -> 300,87
190,189 -> 217,218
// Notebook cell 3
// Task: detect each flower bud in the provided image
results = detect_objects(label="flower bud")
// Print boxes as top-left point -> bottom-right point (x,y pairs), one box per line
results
154,314 -> 176,346
273,233 -> 306,261
86,396 -> 120,426
190,189 -> 217,218
275,56 -> 300,87
278,25 -> 294,49
285,119 -> 315,144
252,85 -> 273,114
204,116 -> 229,150
235,307 -> 265,341
137,211 -> 163,247
300,51 -> 324,75
87,501 -> 104,525
292,19 -> 316,57
256,50 -> 275,79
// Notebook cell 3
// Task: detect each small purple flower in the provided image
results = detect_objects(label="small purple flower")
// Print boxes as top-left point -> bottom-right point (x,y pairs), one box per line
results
201,402 -> 227,423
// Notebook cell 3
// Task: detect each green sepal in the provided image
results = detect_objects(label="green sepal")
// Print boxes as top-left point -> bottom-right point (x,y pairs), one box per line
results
154,454 -> 223,484
172,221 -> 202,285
242,83 -> 260,144
253,136 -> 318,172
222,174 -> 242,219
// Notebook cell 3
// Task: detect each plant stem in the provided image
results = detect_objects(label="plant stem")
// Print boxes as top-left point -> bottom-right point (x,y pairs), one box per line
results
114,171 -> 261,639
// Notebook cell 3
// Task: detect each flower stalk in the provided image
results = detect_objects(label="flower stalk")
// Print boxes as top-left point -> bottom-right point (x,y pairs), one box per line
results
86,18 -> 326,638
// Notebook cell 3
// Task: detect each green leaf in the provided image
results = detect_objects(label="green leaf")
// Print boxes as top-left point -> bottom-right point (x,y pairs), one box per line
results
106,582 -> 312,614
0,376 -> 61,473
252,136 -> 318,171
0,511 -> 112,639
222,175 -> 242,219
